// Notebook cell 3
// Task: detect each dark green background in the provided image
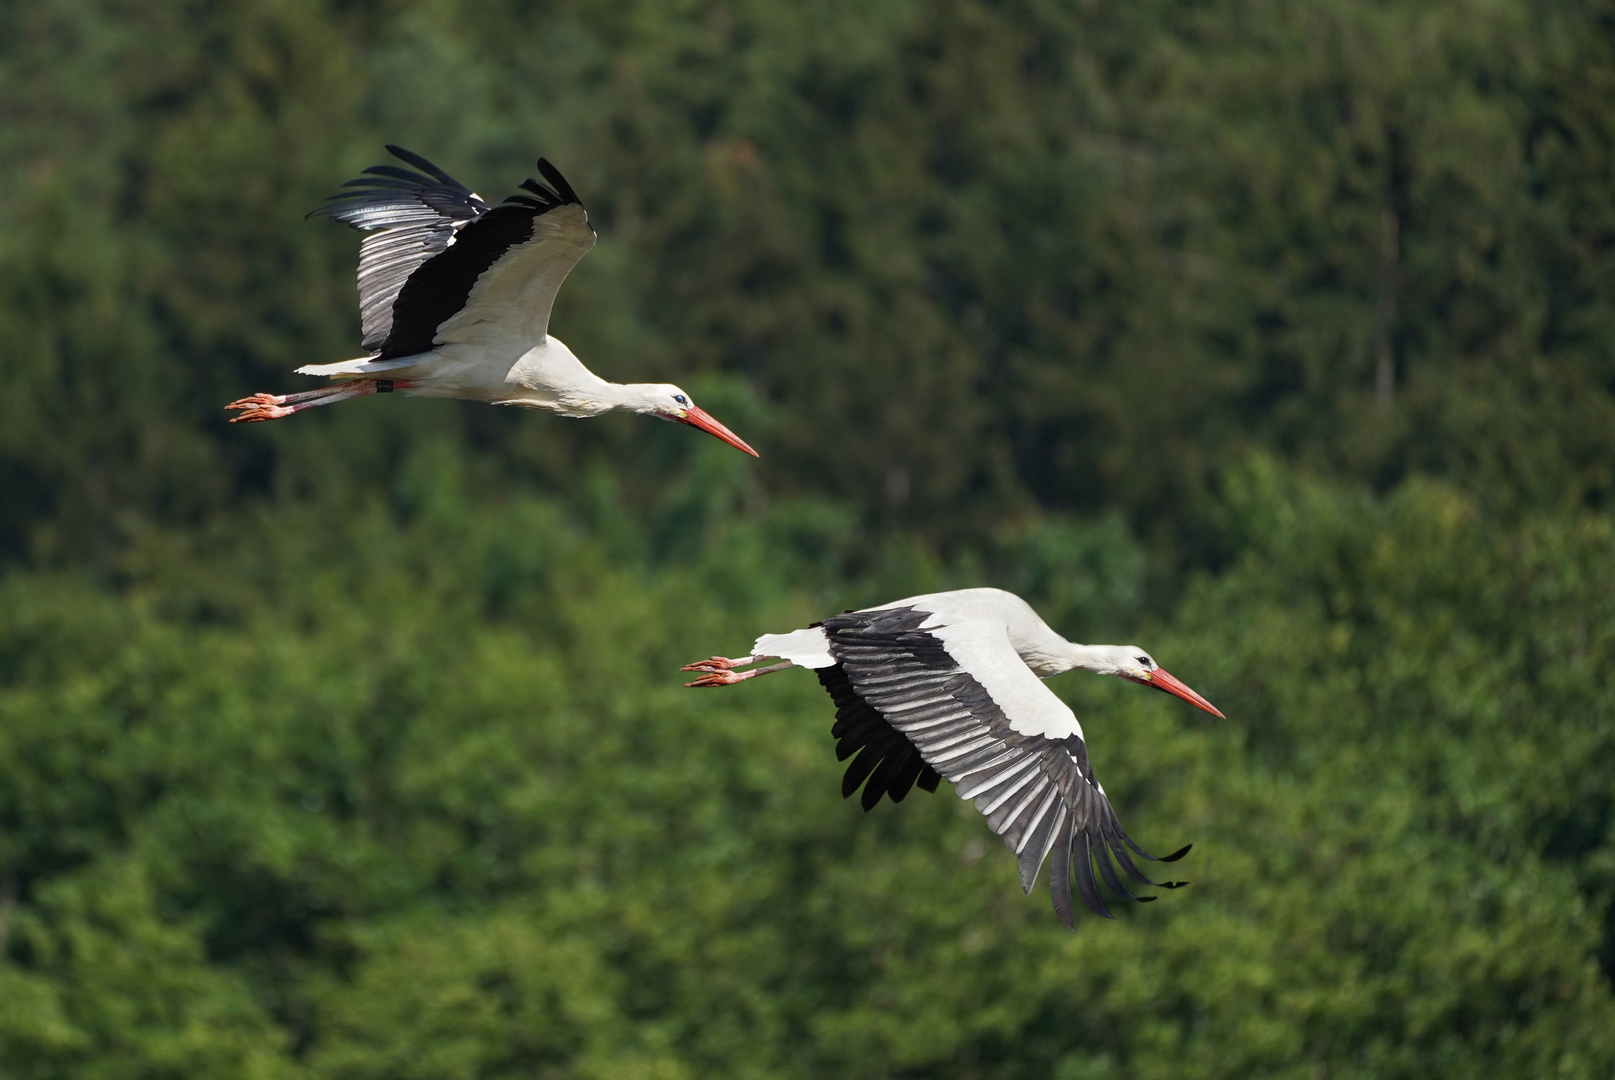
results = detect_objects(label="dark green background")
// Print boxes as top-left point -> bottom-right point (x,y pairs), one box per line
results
2,1 -> 1613,1076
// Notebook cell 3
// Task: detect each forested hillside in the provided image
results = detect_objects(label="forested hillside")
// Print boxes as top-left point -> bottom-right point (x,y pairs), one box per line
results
1,1 -> 1613,1077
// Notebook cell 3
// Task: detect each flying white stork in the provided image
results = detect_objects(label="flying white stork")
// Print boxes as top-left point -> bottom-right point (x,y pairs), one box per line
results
226,146 -> 758,457
682,587 -> 1224,927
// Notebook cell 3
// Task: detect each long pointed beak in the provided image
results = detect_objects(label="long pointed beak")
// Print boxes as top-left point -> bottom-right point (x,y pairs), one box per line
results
1140,668 -> 1225,719
676,405 -> 759,457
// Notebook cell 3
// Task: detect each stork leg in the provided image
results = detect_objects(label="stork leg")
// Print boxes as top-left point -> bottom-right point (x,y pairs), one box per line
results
226,379 -> 417,423
683,655 -> 758,672
681,656 -> 794,687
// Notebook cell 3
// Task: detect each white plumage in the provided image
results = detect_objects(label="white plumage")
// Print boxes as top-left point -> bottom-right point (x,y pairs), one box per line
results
227,146 -> 757,456
683,587 -> 1225,927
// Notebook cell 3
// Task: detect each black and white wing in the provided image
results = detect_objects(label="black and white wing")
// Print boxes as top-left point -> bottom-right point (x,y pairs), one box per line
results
310,146 -> 491,353
312,148 -> 597,361
379,160 -> 594,359
817,607 -> 1190,927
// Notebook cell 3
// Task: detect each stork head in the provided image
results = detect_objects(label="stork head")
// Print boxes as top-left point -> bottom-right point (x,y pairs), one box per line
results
1077,644 -> 1225,718
633,384 -> 759,457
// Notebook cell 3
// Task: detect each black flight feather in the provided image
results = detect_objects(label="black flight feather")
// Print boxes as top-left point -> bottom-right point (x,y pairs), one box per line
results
1049,817 -> 1076,930
383,144 -> 464,182
309,147 -> 586,358
810,605 -> 1191,927
1072,834 -> 1115,919
815,663 -> 941,808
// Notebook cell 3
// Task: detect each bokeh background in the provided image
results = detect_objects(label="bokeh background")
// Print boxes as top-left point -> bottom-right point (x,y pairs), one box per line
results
3,1 -> 1614,1076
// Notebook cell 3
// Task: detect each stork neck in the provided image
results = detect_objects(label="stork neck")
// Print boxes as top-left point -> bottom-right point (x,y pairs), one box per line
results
1014,632 -> 1091,678
1014,638 -> 1129,680
613,383 -> 675,415
1065,643 -> 1117,674
506,337 -> 627,417
547,378 -> 683,420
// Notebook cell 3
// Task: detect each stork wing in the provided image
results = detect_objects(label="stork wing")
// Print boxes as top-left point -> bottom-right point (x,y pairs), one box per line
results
818,607 -> 1189,927
310,146 -> 491,352
374,159 -> 596,360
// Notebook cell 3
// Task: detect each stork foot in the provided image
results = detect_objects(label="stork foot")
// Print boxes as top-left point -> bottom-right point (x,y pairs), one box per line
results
227,392 -> 281,409
224,379 -> 417,423
682,658 -> 793,688
226,393 -> 298,423
684,670 -> 750,687
680,655 -> 756,674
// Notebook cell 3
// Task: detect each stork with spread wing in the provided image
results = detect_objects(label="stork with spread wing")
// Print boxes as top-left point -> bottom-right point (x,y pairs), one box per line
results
227,146 -> 756,456
683,588 -> 1224,927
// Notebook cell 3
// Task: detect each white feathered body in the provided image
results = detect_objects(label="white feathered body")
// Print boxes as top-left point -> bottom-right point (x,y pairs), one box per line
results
756,587 -> 1124,742
297,334 -> 635,416
230,149 -> 758,449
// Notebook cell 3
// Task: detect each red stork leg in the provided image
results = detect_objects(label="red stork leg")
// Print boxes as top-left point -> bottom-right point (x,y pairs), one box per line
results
226,379 -> 416,423
681,656 -> 794,687
683,655 -> 757,671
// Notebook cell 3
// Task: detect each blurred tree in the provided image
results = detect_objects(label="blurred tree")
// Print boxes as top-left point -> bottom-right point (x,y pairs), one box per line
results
1,452 -> 1612,1077
2,1 -> 1614,1076
0,0 -> 373,568
4,0 -> 1614,571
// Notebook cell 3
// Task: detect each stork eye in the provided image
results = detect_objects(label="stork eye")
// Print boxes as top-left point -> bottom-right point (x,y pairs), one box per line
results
1135,656 -> 1151,667
674,394 -> 688,405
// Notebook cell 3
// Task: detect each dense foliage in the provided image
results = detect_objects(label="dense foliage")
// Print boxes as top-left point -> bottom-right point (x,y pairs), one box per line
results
1,1 -> 1612,1077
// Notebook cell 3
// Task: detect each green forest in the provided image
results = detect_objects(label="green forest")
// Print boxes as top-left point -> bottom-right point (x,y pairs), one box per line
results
2,0 -> 1614,1076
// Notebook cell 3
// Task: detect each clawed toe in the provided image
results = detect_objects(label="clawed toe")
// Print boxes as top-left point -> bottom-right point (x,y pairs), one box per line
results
226,393 -> 294,421
228,403 -> 293,423
680,656 -> 791,688
680,656 -> 748,673
226,392 -> 282,411
684,670 -> 746,687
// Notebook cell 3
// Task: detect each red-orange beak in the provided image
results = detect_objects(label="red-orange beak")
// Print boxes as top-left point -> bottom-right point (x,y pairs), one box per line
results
1136,668 -> 1225,719
676,405 -> 759,457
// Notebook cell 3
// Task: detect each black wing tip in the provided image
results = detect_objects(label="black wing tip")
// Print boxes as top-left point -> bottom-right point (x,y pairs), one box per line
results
1078,885 -> 1117,920
502,158 -> 584,213
1132,882 -> 1190,902
536,157 -> 581,204
308,145 -> 475,220
1047,823 -> 1192,924
507,183 -> 573,214
1078,898 -> 1117,921
384,144 -> 453,180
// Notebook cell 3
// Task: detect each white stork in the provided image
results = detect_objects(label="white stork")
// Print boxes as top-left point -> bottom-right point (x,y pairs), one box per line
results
226,146 -> 758,457
682,587 -> 1224,927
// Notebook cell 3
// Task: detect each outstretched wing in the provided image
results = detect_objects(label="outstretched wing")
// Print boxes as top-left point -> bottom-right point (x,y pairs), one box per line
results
818,607 -> 1190,927
310,146 -> 491,352
378,159 -> 596,360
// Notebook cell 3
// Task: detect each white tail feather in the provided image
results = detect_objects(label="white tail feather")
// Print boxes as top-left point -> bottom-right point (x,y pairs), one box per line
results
753,627 -> 835,669
294,355 -> 417,378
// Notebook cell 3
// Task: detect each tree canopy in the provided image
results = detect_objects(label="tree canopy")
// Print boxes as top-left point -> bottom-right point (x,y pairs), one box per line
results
1,1 -> 1612,1077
